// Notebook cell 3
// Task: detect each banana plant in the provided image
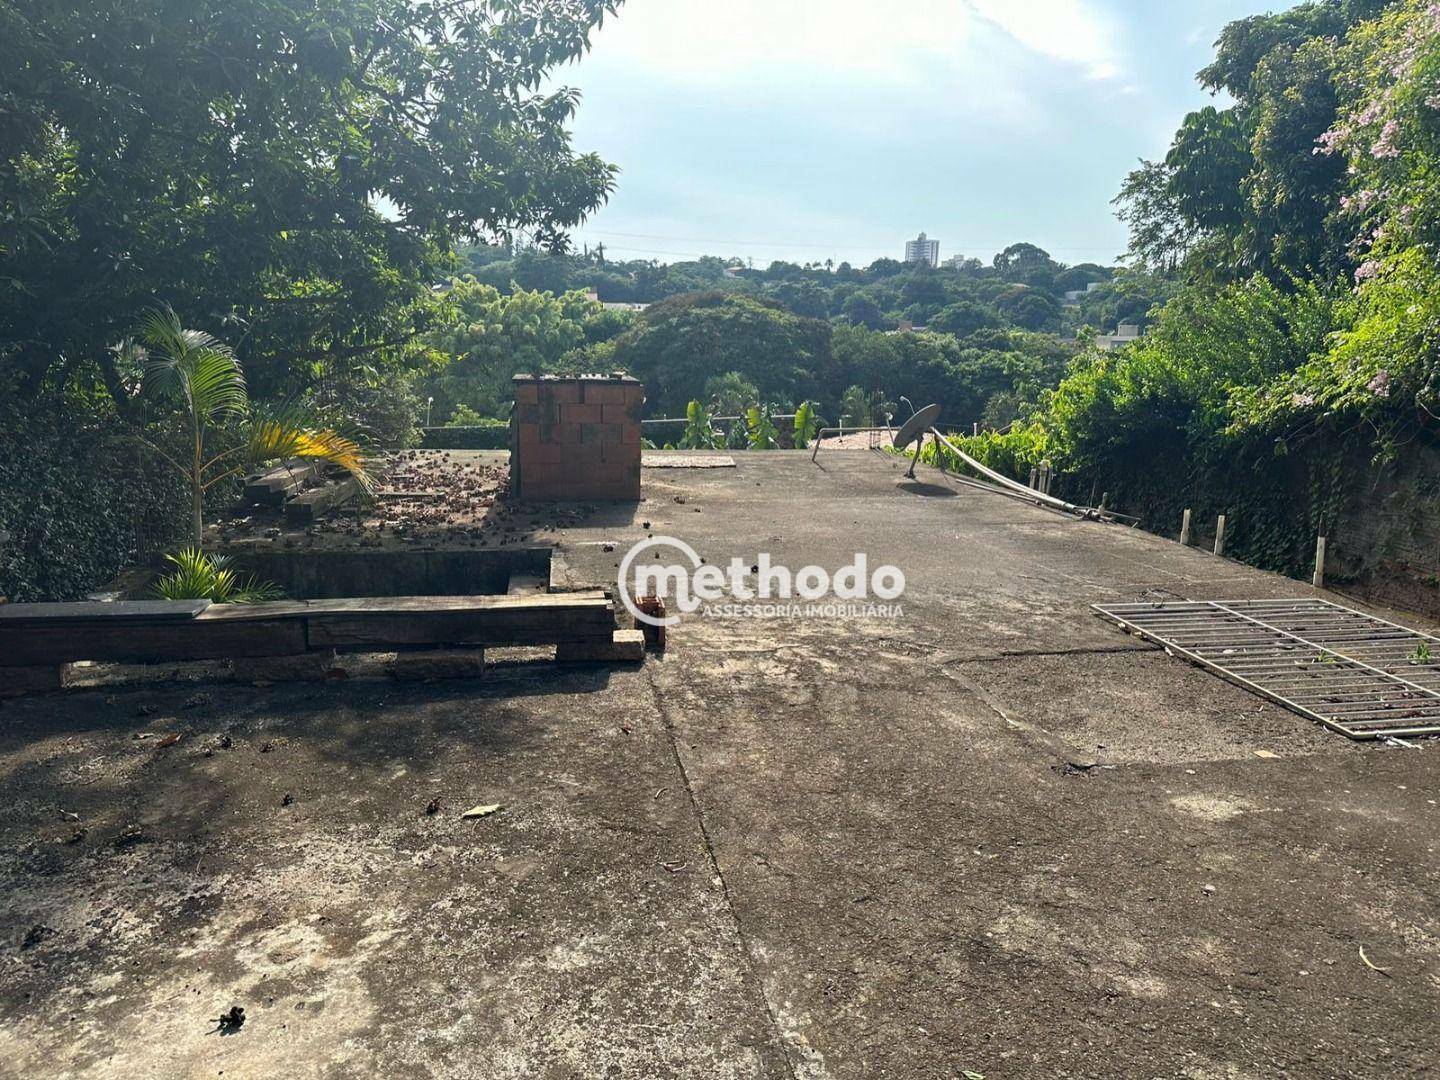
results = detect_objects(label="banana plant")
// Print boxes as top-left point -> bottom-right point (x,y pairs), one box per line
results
745,405 -> 780,450
678,400 -> 724,449
133,307 -> 372,543
793,401 -> 824,448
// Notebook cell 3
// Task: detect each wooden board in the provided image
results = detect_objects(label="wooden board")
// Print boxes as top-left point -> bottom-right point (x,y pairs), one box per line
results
0,600 -> 209,623
194,591 -> 609,620
0,592 -> 613,665
1,620 -> 308,666
642,454 -> 736,468
306,600 -> 615,650
242,460 -> 322,507
0,665 -> 68,695
284,478 -> 360,526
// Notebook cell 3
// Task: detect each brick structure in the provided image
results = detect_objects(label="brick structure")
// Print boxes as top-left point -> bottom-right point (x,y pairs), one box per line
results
510,374 -> 644,502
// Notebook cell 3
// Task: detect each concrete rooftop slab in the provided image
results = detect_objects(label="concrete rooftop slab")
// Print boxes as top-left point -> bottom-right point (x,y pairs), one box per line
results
2,449 -> 1438,1078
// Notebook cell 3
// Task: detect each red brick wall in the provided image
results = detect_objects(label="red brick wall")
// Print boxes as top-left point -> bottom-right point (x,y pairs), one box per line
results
510,375 -> 644,501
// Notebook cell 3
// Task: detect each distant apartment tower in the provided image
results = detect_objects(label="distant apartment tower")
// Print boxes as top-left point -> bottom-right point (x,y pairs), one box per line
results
904,232 -> 939,267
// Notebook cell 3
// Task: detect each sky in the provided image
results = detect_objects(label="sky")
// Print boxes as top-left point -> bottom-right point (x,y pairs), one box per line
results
557,0 -> 1291,269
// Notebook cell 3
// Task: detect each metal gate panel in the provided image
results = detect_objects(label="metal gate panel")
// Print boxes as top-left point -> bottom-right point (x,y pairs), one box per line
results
1092,598 -> 1440,740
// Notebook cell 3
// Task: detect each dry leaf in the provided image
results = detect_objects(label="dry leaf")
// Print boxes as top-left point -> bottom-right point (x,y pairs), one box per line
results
461,804 -> 502,819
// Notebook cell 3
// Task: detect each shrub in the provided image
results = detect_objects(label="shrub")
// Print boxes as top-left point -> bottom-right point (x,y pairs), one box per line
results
152,547 -> 282,603
310,368 -> 423,450
0,402 -> 189,602
419,420 -> 510,450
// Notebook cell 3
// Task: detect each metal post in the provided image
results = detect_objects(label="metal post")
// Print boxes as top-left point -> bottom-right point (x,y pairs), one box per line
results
1313,530 -> 1327,590
1180,508 -> 1192,546
1214,514 -> 1227,557
972,422 -> 979,436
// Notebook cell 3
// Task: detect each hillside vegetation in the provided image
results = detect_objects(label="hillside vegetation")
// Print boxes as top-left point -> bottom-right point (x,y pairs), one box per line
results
942,0 -> 1440,583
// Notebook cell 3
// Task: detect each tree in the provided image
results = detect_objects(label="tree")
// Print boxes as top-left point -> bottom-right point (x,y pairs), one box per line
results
841,293 -> 889,330
135,309 -> 370,543
995,287 -> 1061,332
1,0 -> 621,404
1114,160 -> 1201,275
424,281 -> 609,419
931,301 -> 1000,338
840,386 -> 870,427
607,293 -> 834,417
704,372 -> 759,415
993,243 -> 1059,289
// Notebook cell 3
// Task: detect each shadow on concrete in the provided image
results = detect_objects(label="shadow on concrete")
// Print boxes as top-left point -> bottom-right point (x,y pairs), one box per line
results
896,480 -> 958,498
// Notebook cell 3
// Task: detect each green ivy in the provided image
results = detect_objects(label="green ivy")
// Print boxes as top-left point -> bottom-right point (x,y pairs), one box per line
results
0,403 -> 190,601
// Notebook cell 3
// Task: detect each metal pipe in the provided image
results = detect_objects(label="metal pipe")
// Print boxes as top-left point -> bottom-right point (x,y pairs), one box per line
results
927,428 -> 1098,519
643,413 -> 798,427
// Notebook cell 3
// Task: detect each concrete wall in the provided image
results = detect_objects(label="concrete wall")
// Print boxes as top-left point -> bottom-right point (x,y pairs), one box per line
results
204,546 -> 552,601
1332,446 -> 1440,617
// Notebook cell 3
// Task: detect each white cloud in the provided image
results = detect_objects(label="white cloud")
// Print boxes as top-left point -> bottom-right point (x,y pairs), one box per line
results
586,0 -> 977,80
966,0 -> 1122,81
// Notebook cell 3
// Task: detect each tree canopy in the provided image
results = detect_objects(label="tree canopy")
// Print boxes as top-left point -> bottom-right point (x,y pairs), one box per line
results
0,0 -> 621,405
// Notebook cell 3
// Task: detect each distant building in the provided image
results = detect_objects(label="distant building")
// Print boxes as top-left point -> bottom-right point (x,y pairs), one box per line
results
1064,281 -> 1106,305
904,232 -> 939,268
887,319 -> 928,335
586,288 -> 648,313
1095,323 -> 1142,351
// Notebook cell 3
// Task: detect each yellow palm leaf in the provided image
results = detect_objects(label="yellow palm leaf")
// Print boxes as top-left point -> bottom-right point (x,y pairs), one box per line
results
247,412 -> 374,494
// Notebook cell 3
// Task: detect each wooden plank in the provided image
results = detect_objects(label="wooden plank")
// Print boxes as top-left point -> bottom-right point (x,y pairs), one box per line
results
0,592 -> 612,665
557,629 -> 646,664
306,602 -> 615,650
0,619 -> 308,666
375,489 -> 445,500
0,600 -> 209,623
242,460 -> 322,507
195,591 -> 609,621
284,478 -> 360,527
0,665 -> 69,695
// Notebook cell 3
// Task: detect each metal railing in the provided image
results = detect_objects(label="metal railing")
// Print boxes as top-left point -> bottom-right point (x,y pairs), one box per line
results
808,426 -> 895,461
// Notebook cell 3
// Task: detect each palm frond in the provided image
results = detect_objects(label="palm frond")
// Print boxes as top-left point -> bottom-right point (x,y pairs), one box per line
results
247,403 -> 374,494
185,345 -> 248,420
137,306 -> 247,421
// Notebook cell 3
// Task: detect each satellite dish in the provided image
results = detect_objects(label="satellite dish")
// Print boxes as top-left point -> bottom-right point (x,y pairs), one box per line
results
893,403 -> 941,451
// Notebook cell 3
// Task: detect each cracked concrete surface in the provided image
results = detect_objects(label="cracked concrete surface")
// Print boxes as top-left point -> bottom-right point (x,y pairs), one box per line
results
2,450 -> 1439,1078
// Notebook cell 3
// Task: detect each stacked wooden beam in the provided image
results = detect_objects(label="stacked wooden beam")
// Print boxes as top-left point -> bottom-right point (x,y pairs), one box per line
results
241,460 -> 324,508
0,591 -> 633,692
284,478 -> 360,527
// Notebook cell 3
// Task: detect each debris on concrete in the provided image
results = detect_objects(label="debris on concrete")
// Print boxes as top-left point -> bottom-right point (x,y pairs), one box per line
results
214,1006 -> 246,1034
1359,945 -> 1393,977
460,804 -> 502,820
21,925 -> 56,950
